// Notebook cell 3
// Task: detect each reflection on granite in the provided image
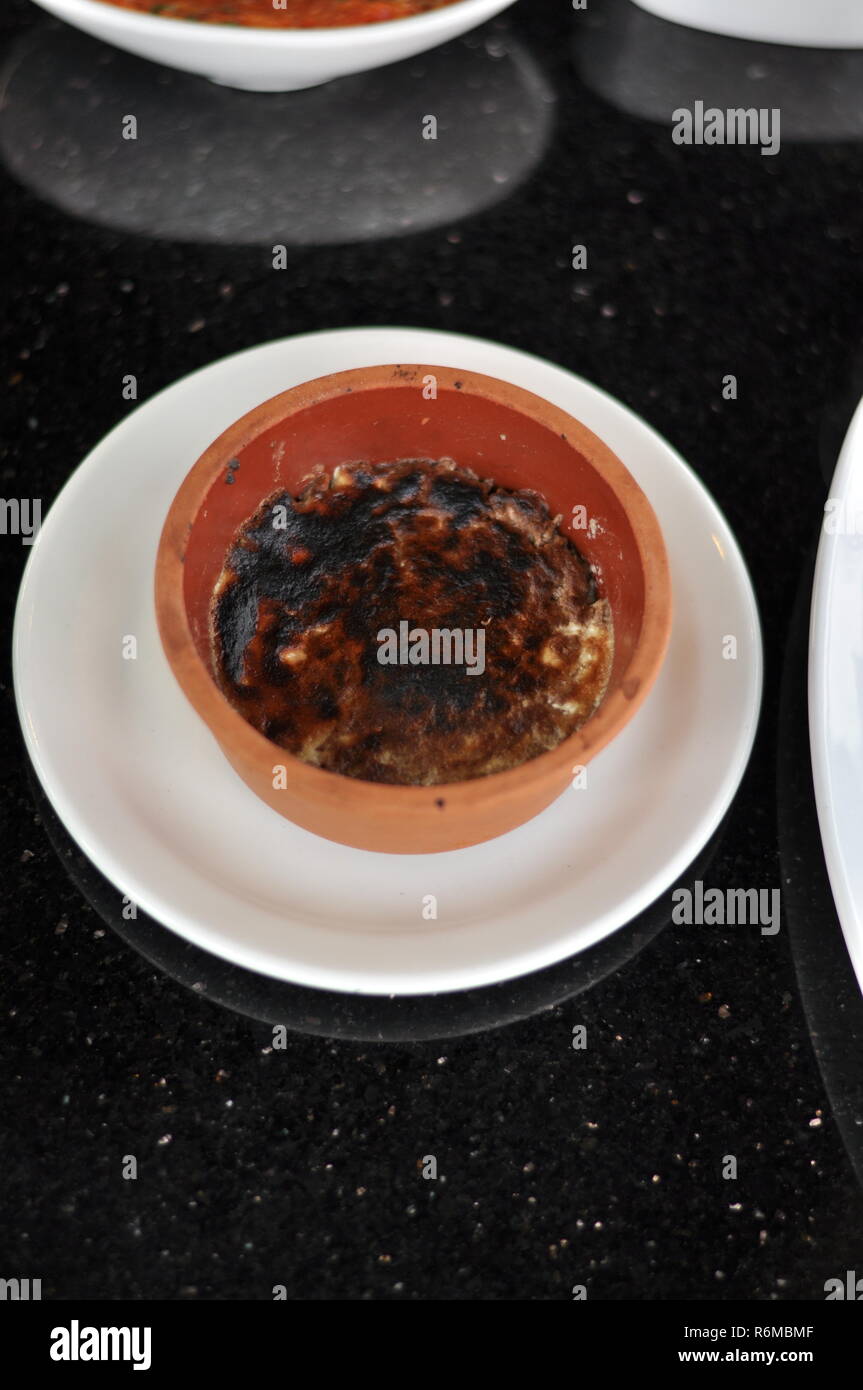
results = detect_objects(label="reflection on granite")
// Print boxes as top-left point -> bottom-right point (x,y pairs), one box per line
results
575,0 -> 863,141
777,533 -> 863,1188
818,351 -> 863,488
28,769 -> 728,1043
0,20 -> 553,246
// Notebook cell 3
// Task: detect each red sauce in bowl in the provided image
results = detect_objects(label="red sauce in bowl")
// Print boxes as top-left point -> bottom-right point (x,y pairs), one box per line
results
97,0 -> 462,26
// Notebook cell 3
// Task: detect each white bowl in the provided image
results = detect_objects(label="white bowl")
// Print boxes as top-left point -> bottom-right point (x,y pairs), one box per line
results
27,0 -> 520,91
631,0 -> 863,48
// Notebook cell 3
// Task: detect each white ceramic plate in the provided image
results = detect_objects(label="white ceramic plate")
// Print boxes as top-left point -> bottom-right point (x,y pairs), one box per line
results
27,0 -> 518,91
810,396 -> 863,996
14,328 -> 762,995
631,0 -> 863,48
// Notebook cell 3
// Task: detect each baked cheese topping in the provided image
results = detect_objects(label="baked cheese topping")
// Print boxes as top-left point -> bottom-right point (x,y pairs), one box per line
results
210,458 -> 614,785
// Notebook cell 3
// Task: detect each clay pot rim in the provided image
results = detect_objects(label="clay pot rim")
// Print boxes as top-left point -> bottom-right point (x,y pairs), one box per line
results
155,362 -> 672,809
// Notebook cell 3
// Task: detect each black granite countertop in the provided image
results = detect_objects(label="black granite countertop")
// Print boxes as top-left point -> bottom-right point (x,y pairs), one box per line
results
1,0 -> 862,1301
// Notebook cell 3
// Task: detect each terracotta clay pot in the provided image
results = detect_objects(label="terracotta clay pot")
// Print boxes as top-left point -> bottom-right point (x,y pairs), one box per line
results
155,363 -> 672,853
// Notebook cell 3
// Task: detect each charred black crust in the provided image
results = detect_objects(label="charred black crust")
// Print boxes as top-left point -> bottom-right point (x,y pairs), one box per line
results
211,458 -> 613,785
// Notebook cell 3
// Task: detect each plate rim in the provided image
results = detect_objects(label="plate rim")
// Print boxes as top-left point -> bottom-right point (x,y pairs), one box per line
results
809,395 -> 863,996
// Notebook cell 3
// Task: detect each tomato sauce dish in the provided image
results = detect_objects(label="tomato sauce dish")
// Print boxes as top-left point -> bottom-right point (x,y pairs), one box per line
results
27,0 -> 520,90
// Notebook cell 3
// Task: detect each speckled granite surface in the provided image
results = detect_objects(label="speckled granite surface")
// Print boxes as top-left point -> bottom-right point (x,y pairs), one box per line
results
1,0 -> 862,1300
